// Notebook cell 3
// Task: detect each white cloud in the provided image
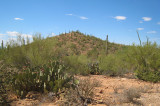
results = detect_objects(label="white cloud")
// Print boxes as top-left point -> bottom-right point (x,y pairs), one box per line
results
80,16 -> 88,20
147,31 -> 157,34
157,22 -> 160,25
51,33 -> 56,36
66,14 -> 73,16
7,31 -> 19,36
114,16 -> 127,21
139,21 -> 143,23
142,17 -> 152,21
7,31 -> 32,38
137,28 -> 144,31
14,18 -> 24,20
66,13 -> 88,20
21,34 -> 32,38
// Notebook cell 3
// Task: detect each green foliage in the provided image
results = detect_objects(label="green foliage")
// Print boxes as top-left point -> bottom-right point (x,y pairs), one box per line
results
1,30 -> 160,104
3,33 -> 57,68
1,40 -> 4,49
0,79 -> 7,105
70,43 -> 80,55
63,55 -> 103,75
0,65 -> 8,105
3,30 -> 160,105
99,53 -> 128,76
0,61 -> 16,105
10,60 -> 72,98
87,47 -> 99,59
63,55 -> 89,75
128,42 -> 160,82
88,61 -> 101,75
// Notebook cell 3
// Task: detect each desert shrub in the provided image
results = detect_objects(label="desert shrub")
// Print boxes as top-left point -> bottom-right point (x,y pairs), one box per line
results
0,81 -> 7,105
10,60 -> 72,98
63,55 -> 103,75
0,61 -> 17,105
123,87 -> 142,105
99,54 -> 128,76
87,47 -> 99,59
0,77 -> 8,105
0,42 -> 5,60
0,62 -> 8,105
62,55 -> 89,75
60,78 -> 99,106
87,61 -> 102,75
128,41 -> 160,82
3,34 -> 57,68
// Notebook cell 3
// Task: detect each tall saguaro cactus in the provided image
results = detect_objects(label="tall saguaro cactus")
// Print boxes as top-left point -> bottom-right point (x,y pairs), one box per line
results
1,40 -> 3,49
106,35 -> 108,55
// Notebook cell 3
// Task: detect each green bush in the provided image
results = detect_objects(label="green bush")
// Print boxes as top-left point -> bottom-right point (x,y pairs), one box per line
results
87,61 -> 101,75
99,54 -> 128,76
10,60 -> 72,98
0,65 -> 8,105
0,79 -> 7,105
0,61 -> 16,105
62,55 -> 89,75
3,34 -> 57,68
129,42 -> 160,82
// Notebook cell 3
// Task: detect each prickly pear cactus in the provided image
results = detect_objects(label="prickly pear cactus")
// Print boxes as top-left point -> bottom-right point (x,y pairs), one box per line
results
88,61 -> 101,75
0,75 -> 7,105
0,62 -> 8,105
11,60 -> 72,98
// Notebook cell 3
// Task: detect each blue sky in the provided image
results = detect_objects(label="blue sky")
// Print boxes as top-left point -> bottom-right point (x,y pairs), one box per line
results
0,0 -> 160,45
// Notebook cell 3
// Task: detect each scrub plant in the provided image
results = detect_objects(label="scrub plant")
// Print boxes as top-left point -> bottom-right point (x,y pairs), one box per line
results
11,60 -> 72,98
128,32 -> 160,82
130,42 -> 160,82
0,61 -> 8,105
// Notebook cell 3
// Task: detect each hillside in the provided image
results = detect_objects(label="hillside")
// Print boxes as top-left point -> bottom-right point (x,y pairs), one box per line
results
52,31 -> 125,57
0,31 -> 127,68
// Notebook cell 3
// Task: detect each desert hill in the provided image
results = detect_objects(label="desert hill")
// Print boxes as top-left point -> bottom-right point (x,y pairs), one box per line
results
50,31 -> 126,57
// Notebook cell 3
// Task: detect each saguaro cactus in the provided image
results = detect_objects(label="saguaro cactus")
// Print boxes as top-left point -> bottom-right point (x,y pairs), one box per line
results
106,35 -> 108,55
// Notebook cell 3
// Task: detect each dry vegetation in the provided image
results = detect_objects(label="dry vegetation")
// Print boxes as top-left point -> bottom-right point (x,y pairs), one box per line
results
0,31 -> 160,106
9,75 -> 160,106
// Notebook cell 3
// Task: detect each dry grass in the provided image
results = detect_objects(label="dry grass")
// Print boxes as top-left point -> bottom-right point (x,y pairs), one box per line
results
104,85 -> 153,105
55,78 -> 100,106
113,85 -> 124,94
122,87 -> 143,105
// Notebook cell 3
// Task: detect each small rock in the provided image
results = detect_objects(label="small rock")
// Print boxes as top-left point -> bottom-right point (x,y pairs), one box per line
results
97,99 -> 103,104
99,90 -> 103,94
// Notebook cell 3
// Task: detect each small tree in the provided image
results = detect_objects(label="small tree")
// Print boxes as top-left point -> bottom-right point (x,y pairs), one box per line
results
129,32 -> 160,82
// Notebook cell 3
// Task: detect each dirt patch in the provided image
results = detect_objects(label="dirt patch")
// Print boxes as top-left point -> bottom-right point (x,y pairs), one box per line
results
10,75 -> 160,106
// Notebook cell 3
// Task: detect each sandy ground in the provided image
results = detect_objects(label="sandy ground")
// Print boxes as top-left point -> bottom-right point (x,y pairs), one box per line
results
10,75 -> 160,106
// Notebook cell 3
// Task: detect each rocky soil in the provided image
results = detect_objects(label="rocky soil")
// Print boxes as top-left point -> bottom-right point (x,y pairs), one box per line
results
10,75 -> 160,106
